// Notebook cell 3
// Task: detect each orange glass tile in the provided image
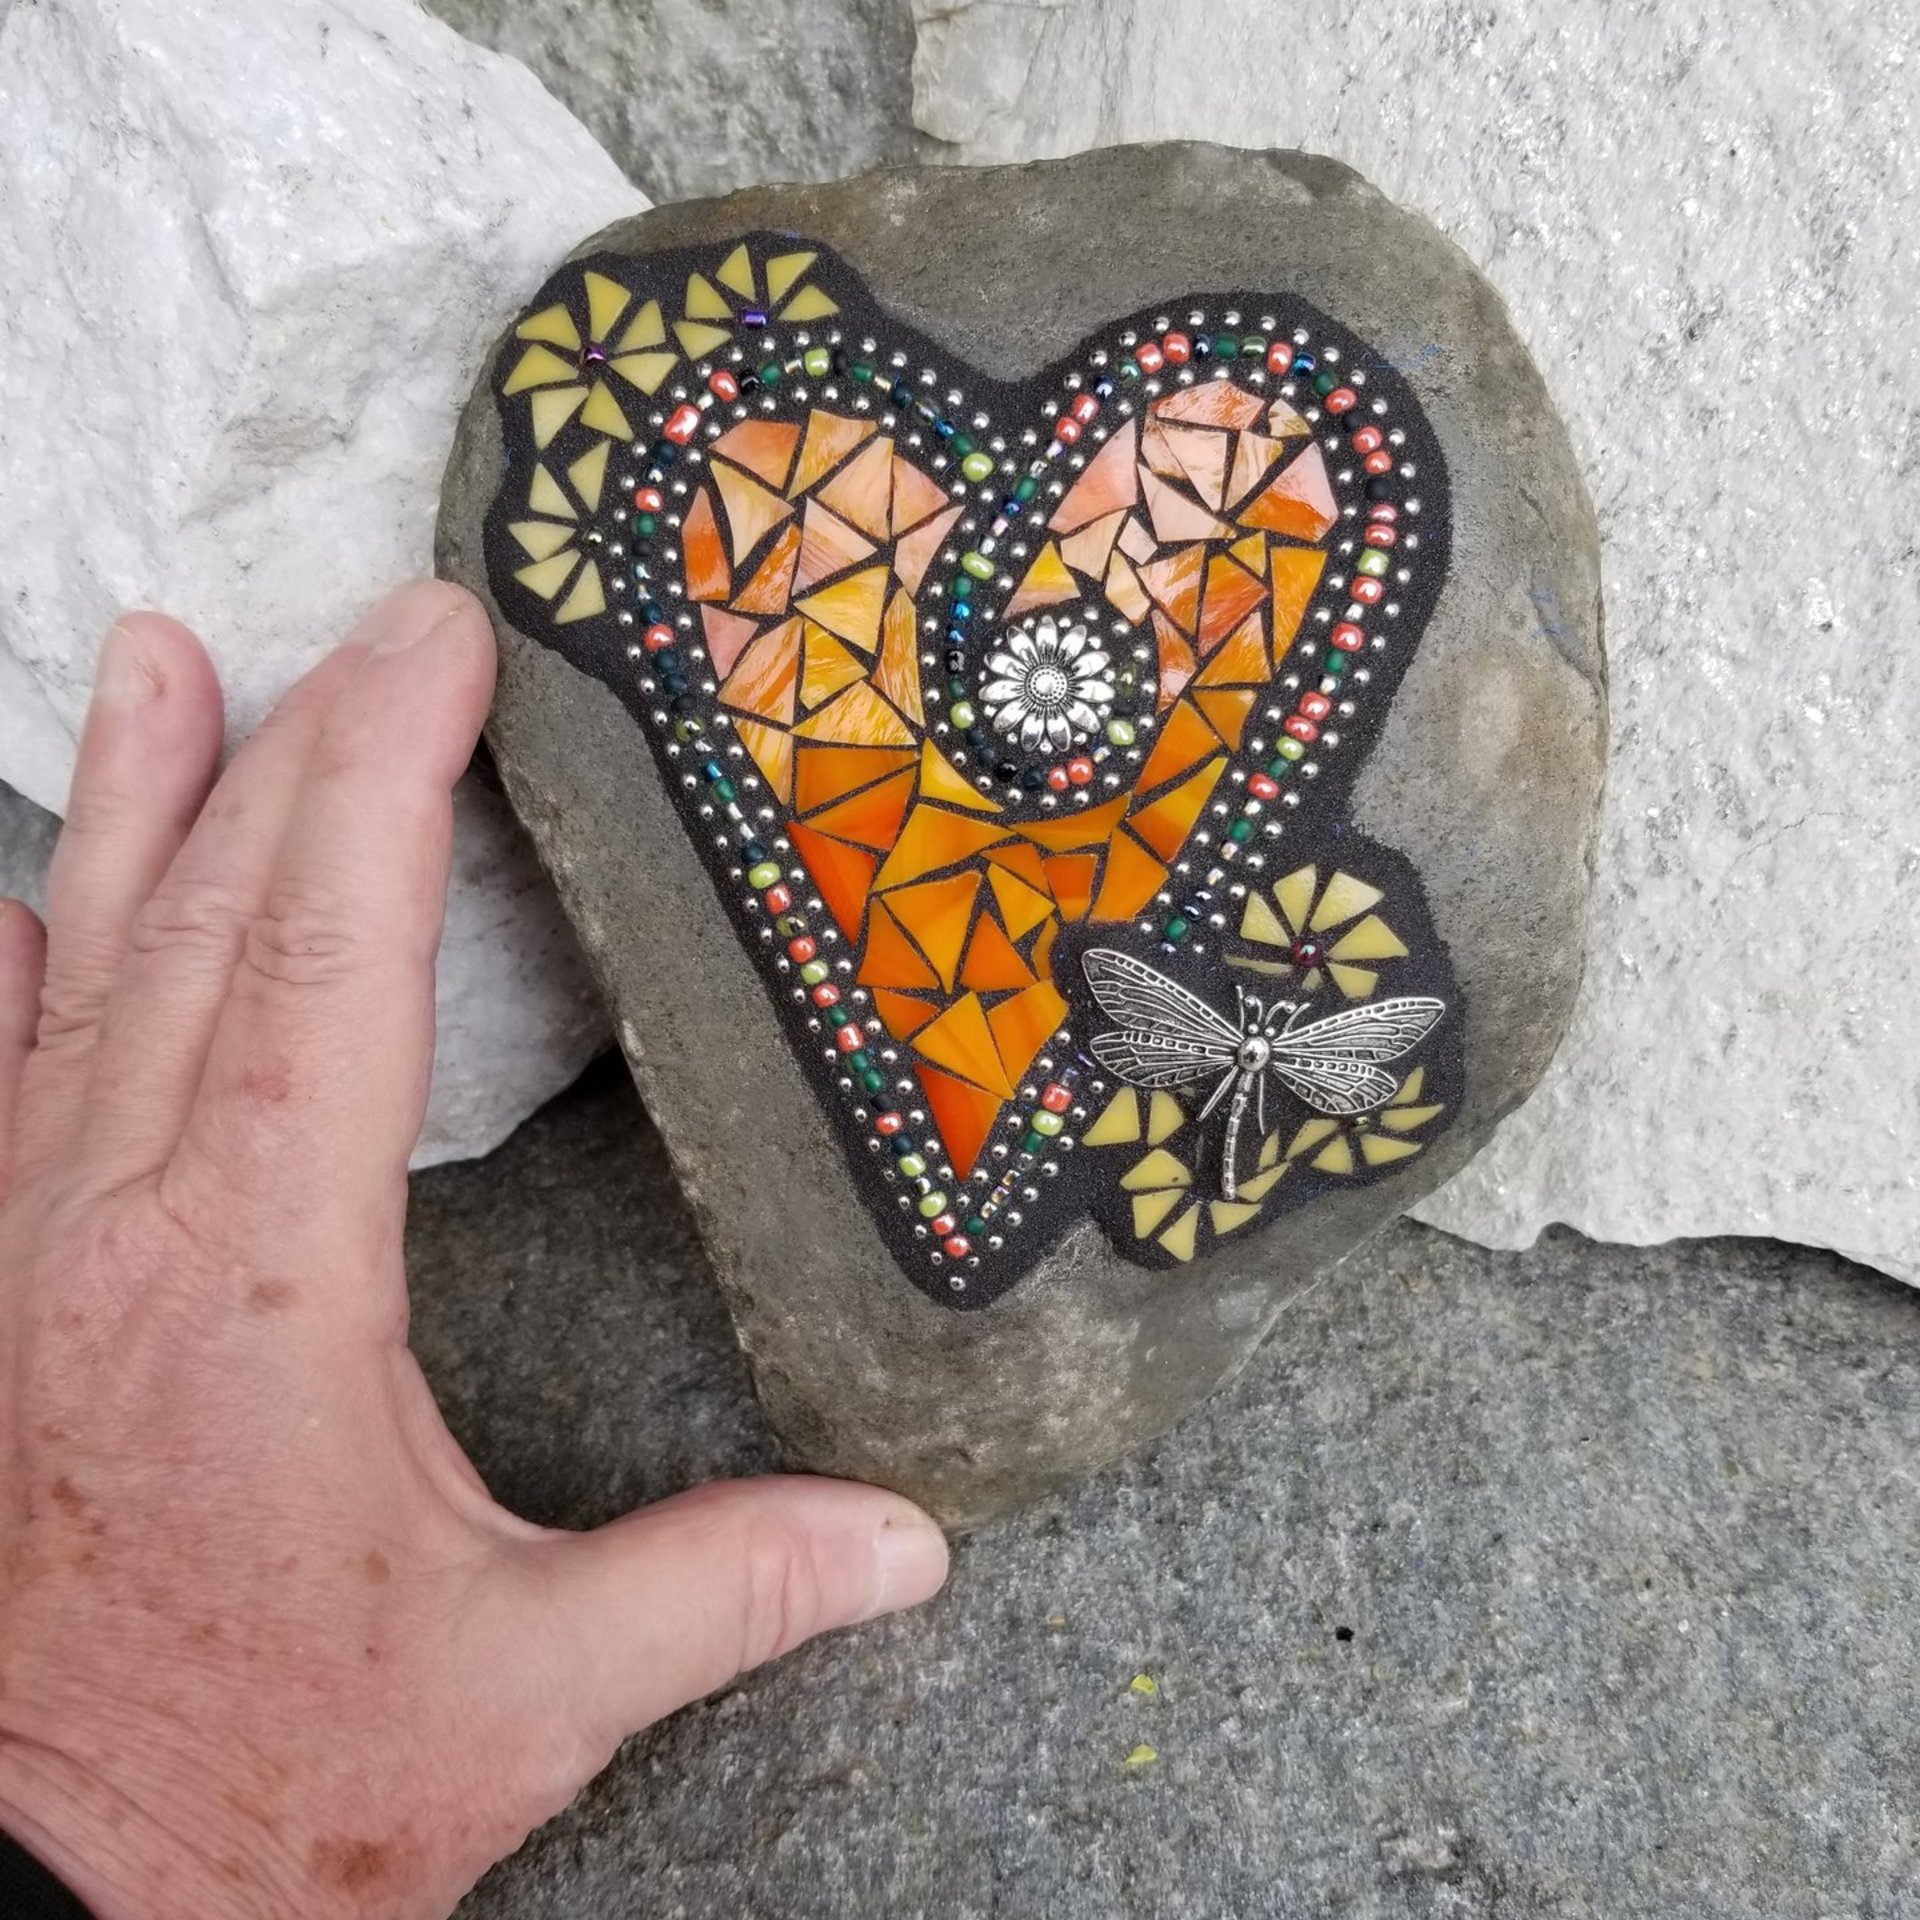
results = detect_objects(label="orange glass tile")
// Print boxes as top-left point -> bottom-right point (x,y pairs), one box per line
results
918,1066 -> 1003,1181
1030,918 -> 1058,976
815,434 -> 895,541
718,616 -> 802,724
795,564 -> 888,653
794,744 -> 917,813
1138,546 -> 1205,633
1194,687 -> 1256,748
1266,397 -> 1313,438
798,627 -> 867,711
1153,612 -> 1198,708
1228,431 -> 1286,509
1195,610 -> 1271,688
1016,793 -> 1130,851
1135,699 -> 1223,794
917,741 -> 1004,816
711,417 -> 799,491
1129,757 -> 1226,861
1088,831 -> 1169,923
1267,549 -> 1328,661
890,454 -> 951,534
1139,415 -> 1188,482
680,489 -> 730,602
1049,417 -> 1138,536
858,898 -> 941,990
731,519 -> 800,616
915,993 -> 1013,1098
988,864 -> 1055,942
1104,551 -> 1151,625
700,607 -> 760,680
1003,541 -> 1079,620
983,840 -> 1049,888
790,409 -> 877,497
892,502 -> 963,595
1197,554 -> 1267,656
960,913 -> 1034,991
1140,467 -> 1233,545
1228,531 -> 1267,576
1116,515 -> 1158,564
789,821 -> 877,941
1153,382 -> 1265,431
883,872 -> 981,992
872,988 -> 938,1043
874,804 -> 1012,890
986,979 -> 1068,1089
792,500 -> 877,594
1042,852 -> 1099,921
711,459 -> 794,566
792,682 -> 915,747
804,768 -> 915,851
1058,507 -> 1126,581
1238,443 -> 1337,542
1165,423 -> 1231,506
872,587 -> 924,728
733,718 -> 793,804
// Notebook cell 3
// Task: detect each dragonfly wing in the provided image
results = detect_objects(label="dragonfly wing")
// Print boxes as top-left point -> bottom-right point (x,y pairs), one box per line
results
1267,997 -> 1446,1116
1081,948 -> 1243,1056
1268,1055 -> 1402,1117
1092,1027 -> 1235,1089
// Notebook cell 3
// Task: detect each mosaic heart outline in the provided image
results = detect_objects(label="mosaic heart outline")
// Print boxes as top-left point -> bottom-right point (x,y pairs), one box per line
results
482,235 -> 1464,1309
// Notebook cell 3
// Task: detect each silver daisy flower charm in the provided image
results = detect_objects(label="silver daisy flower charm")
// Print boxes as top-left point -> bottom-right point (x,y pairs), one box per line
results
979,616 -> 1116,754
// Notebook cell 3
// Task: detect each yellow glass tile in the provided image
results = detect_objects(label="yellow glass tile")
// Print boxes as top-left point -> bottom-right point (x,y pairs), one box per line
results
988,865 -> 1055,943
516,303 -> 581,350
765,250 -> 818,303
873,588 -> 924,728
918,742 -> 1003,816
712,460 -> 795,565
503,343 -> 580,394
614,298 -> 665,350
799,628 -> 867,711
795,565 -> 888,653
1121,1149 -> 1192,1192
792,409 -> 878,496
986,979 -> 1068,1088
1360,1134 -> 1423,1166
1267,549 -> 1328,660
608,350 -> 678,395
530,378 -> 587,443
526,465 -> 574,519
1210,1199 -> 1261,1235
553,563 -> 606,624
684,271 -> 733,320
1287,1117 -> 1340,1160
510,519 -> 574,562
875,805 -> 1012,891
1018,794 -> 1130,852
1311,1136 -> 1356,1176
577,380 -> 632,439
1390,1067 -> 1427,1106
793,682 -> 914,747
1003,541 -> 1079,620
566,440 -> 610,512
882,872 -> 980,992
1326,964 -> 1379,999
1328,914 -> 1408,962
674,319 -> 733,360
779,284 -> 839,322
1147,1090 -> 1184,1146
583,271 -> 631,340
715,243 -> 756,300
1310,872 -> 1385,931
514,552 -> 577,600
1087,832 -> 1168,924
1228,531 -> 1268,576
733,719 -> 793,804
1259,1132 -> 1281,1170
1235,1163 -> 1288,1203
1158,1204 -> 1201,1262
1131,1189 -> 1184,1238
1273,866 -> 1318,936
1082,1089 -> 1142,1148
1378,1103 -> 1445,1134
913,992 -> 1012,1097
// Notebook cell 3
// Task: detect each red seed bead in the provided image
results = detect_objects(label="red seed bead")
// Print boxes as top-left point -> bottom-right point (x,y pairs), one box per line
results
1161,331 -> 1192,365
1066,756 -> 1095,786
1364,523 -> 1398,549
1046,766 -> 1071,793
1267,340 -> 1293,375
642,623 -> 675,652
812,983 -> 841,1009
1134,341 -> 1166,373
1069,392 -> 1100,425
1366,502 -> 1400,525
787,935 -> 817,964
764,883 -> 793,914
1054,416 -> 1083,446
931,1212 -> 959,1238
663,403 -> 701,444
1298,690 -> 1333,722
1331,621 -> 1366,651
1351,424 -> 1385,454
943,1235 -> 972,1259
1248,773 -> 1280,801
1040,1082 -> 1072,1114
875,1112 -> 905,1137
707,368 -> 740,402
1284,715 -> 1320,744
1351,576 -> 1386,607
834,1022 -> 865,1054
633,485 -> 664,513
1364,449 -> 1395,477
1325,387 -> 1358,414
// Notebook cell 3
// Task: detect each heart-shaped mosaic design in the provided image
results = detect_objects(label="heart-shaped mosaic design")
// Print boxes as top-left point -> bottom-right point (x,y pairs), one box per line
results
483,236 -> 1463,1309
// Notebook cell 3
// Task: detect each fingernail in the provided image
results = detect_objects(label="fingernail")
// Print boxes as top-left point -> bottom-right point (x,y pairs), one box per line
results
95,624 -> 163,708
865,1511 -> 950,1620
366,582 -> 471,657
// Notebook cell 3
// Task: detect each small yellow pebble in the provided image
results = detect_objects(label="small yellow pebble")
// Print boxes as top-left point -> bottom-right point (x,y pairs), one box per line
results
1123,1743 -> 1159,1769
1129,1673 -> 1158,1697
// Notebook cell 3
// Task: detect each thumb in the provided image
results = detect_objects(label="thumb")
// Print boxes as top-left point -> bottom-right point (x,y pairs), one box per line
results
532,1475 -> 949,1751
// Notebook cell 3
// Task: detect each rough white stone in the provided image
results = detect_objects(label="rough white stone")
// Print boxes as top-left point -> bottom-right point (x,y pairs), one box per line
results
0,0 -> 647,1163
912,0 -> 1920,1286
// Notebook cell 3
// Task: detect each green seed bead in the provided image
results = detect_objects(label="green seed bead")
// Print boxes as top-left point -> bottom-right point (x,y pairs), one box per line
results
960,551 -> 994,580
860,1067 -> 886,1094
1228,818 -> 1255,845
1276,737 -> 1306,762
800,959 -> 830,987
1356,549 -> 1390,578
746,859 -> 782,890
632,512 -> 657,537
964,1214 -> 987,1236
1163,915 -> 1190,941
758,362 -> 782,387
1021,1129 -> 1046,1154
1313,369 -> 1338,396
826,1005 -> 850,1029
802,346 -> 831,377
775,913 -> 807,937
1265,757 -> 1294,781
1214,334 -> 1238,359
950,432 -> 976,457
1323,649 -> 1348,676
1106,717 -> 1137,747
960,451 -> 995,484
711,776 -> 737,803
672,717 -> 702,745
897,1152 -> 928,1179
852,361 -> 875,384
949,700 -> 977,729
1030,1109 -> 1065,1138
917,1191 -> 949,1220
1241,336 -> 1267,360
1119,361 -> 1142,381
1013,475 -> 1039,503
951,573 -> 973,600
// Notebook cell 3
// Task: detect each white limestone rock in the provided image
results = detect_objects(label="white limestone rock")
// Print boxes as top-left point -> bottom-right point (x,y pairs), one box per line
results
910,0 -> 1920,1286
0,0 -> 648,1163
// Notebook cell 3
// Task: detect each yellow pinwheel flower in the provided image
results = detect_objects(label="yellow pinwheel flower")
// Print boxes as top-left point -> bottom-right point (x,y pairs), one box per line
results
501,269 -> 680,448
1229,863 -> 1411,1000
504,441 -> 615,626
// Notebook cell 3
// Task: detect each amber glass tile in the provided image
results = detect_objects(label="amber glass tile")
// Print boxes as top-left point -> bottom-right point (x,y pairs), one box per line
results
794,743 -> 918,815
1153,612 -> 1198,707
1049,418 -> 1139,535
680,490 -> 731,603
1087,831 -> 1168,922
1129,757 -> 1226,860
1194,611 -> 1270,689
712,418 -> 800,491
915,993 -> 1014,1098
1196,555 -> 1267,657
731,519 -> 802,617
804,768 -> 916,851
891,502 -> 963,596
1138,546 -> 1205,633
700,606 -> 760,679
890,456 -> 951,534
733,718 -> 793,804
1153,382 -> 1265,431
1134,699 -> 1222,795
987,864 -> 1055,942
792,501 -> 878,595
1140,468 -> 1233,545
879,870 -> 981,991
790,409 -> 878,498
1238,444 -> 1337,542
917,741 -> 1005,816
794,563 -> 888,652
1041,852 -> 1099,921
858,898 -> 942,991
1266,549 -> 1327,660
985,979 -> 1068,1089
874,805 -> 1013,890
717,616 -> 802,725
872,588 -> 924,727
791,682 -> 915,748
815,435 -> 896,542
1002,541 -> 1079,620
1015,794 -> 1129,851
959,913 -> 1034,991
798,627 -> 868,712
712,460 -> 794,566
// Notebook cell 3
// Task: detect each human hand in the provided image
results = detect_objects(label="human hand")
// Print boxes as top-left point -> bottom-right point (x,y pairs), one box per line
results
0,583 -> 949,1919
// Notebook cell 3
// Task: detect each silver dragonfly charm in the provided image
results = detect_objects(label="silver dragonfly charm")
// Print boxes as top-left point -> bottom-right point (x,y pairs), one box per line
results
1081,948 -> 1446,1200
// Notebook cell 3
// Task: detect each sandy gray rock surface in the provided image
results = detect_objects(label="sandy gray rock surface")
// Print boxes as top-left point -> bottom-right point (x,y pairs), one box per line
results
416,1061 -> 1920,1920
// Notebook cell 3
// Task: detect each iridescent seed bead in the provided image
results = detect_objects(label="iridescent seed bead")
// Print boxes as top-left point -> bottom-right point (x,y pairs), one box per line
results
960,551 -> 994,580
1030,1109 -> 1065,1138
917,1191 -> 949,1220
746,859 -> 781,889
1106,717 -> 1137,747
960,452 -> 995,484
1241,337 -> 1267,360
802,347 -> 831,377
897,1152 -> 928,1179
672,717 -> 701,744
799,959 -> 830,987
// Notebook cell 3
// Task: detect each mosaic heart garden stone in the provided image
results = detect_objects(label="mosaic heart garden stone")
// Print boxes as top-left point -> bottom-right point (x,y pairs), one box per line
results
438,144 -> 1604,1527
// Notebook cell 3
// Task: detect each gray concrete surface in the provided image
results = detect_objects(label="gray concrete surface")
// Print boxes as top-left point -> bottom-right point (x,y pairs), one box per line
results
415,1058 -> 1920,1920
